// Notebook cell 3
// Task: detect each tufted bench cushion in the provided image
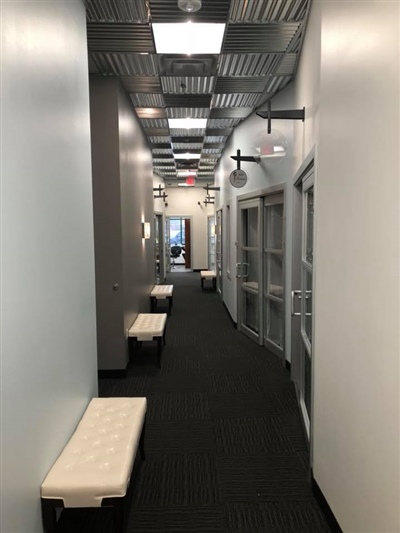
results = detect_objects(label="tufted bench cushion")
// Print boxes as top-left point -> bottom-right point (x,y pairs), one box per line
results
41,397 -> 147,532
128,313 -> 167,366
200,270 -> 216,290
150,284 -> 174,315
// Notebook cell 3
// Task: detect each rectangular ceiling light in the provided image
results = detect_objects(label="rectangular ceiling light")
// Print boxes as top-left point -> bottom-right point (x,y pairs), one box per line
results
174,153 -> 201,160
153,22 -> 225,55
168,118 -> 207,130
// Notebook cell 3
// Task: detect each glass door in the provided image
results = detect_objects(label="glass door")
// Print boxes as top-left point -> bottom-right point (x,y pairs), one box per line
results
216,209 -> 223,297
237,199 -> 262,344
299,177 -> 314,435
165,217 -> 171,272
263,192 -> 285,357
208,215 -> 216,271
291,165 -> 314,440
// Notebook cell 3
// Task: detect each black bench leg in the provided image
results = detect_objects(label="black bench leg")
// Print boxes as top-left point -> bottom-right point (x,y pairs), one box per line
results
213,277 -> 216,290
41,499 -> 57,533
168,297 -> 172,316
112,498 -> 126,533
201,278 -> 204,289
139,418 -> 146,460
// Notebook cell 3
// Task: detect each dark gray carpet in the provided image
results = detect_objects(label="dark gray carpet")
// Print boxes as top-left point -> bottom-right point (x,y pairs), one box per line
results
58,272 -> 330,533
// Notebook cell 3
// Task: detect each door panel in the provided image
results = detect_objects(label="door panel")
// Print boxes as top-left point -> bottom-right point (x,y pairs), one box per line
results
216,209 -> 223,296
237,199 -> 262,344
263,193 -> 285,357
291,165 -> 315,440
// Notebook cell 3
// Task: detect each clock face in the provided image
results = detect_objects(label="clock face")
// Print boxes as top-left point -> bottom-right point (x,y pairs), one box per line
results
229,169 -> 248,188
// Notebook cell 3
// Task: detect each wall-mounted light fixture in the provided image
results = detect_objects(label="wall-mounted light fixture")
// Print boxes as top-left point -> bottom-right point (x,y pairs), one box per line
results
142,222 -> 151,239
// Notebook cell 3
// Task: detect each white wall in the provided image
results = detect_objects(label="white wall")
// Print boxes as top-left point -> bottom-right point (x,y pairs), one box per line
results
215,1 -> 400,531
165,187 -> 214,269
312,2 -> 400,531
1,2 -> 98,532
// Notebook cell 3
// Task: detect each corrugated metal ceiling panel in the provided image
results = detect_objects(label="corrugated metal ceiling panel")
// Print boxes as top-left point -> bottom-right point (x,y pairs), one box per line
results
148,136 -> 171,143
229,0 -> 309,22
203,143 -> 225,149
275,54 -> 297,75
85,0 -> 149,22
218,53 -> 282,77
164,95 -> 212,107
204,136 -> 227,143
206,128 -> 232,136
85,1 -> 312,180
170,128 -> 206,136
173,143 -> 203,149
167,108 -> 210,119
287,24 -> 303,53
161,77 -> 215,94
151,143 -> 171,148
222,23 -> 300,53
87,23 -> 155,53
207,118 -> 242,128
202,148 -> 223,154
210,107 -> 252,119
172,136 -> 203,143
148,0 -> 231,22
215,76 -> 268,93
120,76 -> 162,93
211,93 -> 263,107
145,128 -> 170,136
265,76 -> 292,93
90,53 -> 160,76
152,149 -> 173,155
140,118 -> 169,128
130,94 -> 165,107
153,156 -> 175,162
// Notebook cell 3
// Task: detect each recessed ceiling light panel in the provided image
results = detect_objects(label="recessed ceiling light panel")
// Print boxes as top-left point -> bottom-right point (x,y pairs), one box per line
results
174,153 -> 201,160
153,23 -> 225,55
168,118 -> 207,130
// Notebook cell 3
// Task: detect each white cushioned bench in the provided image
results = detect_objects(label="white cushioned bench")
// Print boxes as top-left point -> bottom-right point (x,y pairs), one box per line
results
200,270 -> 216,290
41,397 -> 147,533
150,284 -> 174,315
128,313 -> 167,367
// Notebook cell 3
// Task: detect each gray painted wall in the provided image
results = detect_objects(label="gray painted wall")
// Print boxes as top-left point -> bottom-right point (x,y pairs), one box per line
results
118,84 -> 155,345
90,79 -> 125,370
1,2 -> 98,531
90,78 -> 155,370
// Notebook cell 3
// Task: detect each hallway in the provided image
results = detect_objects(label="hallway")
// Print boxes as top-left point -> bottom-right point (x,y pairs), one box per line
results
60,273 -> 330,532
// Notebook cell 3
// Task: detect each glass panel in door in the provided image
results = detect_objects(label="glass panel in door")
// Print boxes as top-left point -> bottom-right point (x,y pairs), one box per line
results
238,200 -> 262,344
263,196 -> 284,356
216,209 -> 223,296
300,182 -> 314,435
165,217 -> 171,272
208,215 -> 216,271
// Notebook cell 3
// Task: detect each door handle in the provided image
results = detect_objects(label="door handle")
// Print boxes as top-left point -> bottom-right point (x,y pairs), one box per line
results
113,283 -> 120,291
242,262 -> 249,279
291,290 -> 301,316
